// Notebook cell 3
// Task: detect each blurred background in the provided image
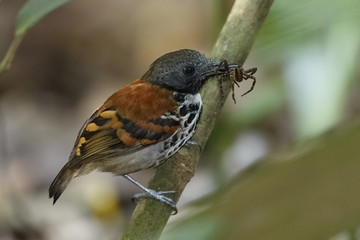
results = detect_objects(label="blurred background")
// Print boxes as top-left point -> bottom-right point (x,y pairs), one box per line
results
1,0 -> 360,239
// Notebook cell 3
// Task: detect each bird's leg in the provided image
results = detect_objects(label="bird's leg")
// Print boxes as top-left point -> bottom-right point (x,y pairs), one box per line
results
185,140 -> 198,147
184,140 -> 203,152
123,174 -> 178,214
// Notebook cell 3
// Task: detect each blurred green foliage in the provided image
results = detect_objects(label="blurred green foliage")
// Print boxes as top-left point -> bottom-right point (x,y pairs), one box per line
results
191,0 -> 360,239
163,217 -> 225,240
208,0 -> 360,153
165,120 -> 360,240
0,0 -> 70,73
16,0 -> 70,34
253,0 -> 360,140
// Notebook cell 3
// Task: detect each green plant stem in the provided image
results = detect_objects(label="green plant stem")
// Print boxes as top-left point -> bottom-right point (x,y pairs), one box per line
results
0,32 -> 26,74
121,0 -> 274,239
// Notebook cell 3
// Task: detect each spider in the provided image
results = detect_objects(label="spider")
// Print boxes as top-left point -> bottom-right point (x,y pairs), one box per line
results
216,59 -> 257,104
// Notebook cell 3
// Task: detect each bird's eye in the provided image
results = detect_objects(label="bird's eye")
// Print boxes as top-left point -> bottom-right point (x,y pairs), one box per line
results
183,66 -> 196,77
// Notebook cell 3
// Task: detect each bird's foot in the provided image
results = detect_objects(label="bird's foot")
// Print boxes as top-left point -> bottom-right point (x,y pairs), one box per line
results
185,140 -> 202,152
132,190 -> 177,214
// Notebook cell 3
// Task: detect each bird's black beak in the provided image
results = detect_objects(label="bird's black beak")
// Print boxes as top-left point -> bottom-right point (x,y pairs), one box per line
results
202,61 -> 239,78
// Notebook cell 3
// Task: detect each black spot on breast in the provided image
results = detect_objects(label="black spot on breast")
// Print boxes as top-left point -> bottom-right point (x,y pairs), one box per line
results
187,113 -> 196,124
196,106 -> 203,125
167,149 -> 174,156
171,134 -> 178,145
174,93 -> 186,102
170,134 -> 179,147
180,133 -> 185,140
179,139 -> 187,147
189,123 -> 196,133
179,105 -> 187,116
189,104 -> 199,112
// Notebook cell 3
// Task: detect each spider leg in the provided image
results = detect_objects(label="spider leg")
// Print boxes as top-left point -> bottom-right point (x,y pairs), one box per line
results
241,75 -> 256,97
231,80 -> 237,104
244,67 -> 257,75
233,80 -> 241,88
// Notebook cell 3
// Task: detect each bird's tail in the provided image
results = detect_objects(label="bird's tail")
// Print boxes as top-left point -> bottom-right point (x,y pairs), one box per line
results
49,163 -> 77,204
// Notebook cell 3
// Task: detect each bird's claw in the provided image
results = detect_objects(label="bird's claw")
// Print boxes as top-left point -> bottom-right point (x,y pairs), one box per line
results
185,140 -> 202,152
132,190 -> 178,214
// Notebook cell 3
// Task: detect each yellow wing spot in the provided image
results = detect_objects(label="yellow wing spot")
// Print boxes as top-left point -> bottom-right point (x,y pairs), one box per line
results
76,137 -> 86,156
76,149 -> 81,156
110,118 -> 123,129
116,129 -> 137,146
100,110 -> 117,119
100,110 -> 123,129
86,123 -> 100,132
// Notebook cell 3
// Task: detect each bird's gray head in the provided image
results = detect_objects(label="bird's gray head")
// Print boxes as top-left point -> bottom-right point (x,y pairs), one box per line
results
142,49 -> 230,94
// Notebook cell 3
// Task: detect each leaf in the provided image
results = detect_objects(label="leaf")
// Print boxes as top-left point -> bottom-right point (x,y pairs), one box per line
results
16,0 -> 70,35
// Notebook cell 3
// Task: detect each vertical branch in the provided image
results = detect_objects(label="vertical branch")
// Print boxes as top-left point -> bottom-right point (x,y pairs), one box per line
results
121,0 -> 274,239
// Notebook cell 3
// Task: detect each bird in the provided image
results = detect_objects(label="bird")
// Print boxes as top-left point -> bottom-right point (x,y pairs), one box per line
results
49,49 -> 237,212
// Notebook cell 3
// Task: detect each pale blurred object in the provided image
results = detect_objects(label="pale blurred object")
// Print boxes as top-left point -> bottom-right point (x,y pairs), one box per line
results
329,226 -> 360,240
222,130 -> 269,180
284,23 -> 360,140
